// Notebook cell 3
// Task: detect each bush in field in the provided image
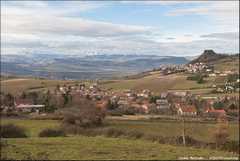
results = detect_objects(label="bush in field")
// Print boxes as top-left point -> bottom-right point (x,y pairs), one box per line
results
125,130 -> 144,139
149,96 -> 161,103
213,116 -> 229,149
213,101 -> 225,110
39,128 -> 66,137
103,128 -> 126,137
62,98 -> 106,128
2,93 -> 14,107
222,141 -> 239,153
0,124 -> 27,138
175,136 -> 202,146
107,109 -> 123,116
187,73 -> 205,84
0,140 -> 8,148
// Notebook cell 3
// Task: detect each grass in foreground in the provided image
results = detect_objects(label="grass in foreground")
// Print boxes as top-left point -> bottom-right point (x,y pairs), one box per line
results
1,136 -> 238,160
1,118 -> 239,142
1,119 -> 59,137
107,119 -> 239,142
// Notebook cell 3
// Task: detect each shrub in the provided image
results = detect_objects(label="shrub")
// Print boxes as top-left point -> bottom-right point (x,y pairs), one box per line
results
62,99 -> 106,128
125,130 -> 144,139
0,140 -> 8,148
103,128 -> 126,137
213,117 -> 229,148
0,124 -> 27,138
39,128 -> 66,137
143,134 -> 164,143
107,110 -> 123,116
175,136 -> 203,146
222,140 -> 239,153
187,74 -> 205,84
197,76 -> 204,84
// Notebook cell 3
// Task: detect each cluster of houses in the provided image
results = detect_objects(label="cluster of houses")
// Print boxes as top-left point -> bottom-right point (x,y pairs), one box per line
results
185,62 -> 213,74
158,61 -> 239,94
52,84 -> 239,119
1,81 -> 239,119
56,83 -> 110,101
1,98 -> 45,114
158,65 -> 186,75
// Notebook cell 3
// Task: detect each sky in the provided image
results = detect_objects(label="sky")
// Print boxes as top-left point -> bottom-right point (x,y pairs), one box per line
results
1,1 -> 239,56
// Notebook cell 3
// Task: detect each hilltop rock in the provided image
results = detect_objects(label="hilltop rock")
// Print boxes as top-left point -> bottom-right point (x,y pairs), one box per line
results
189,50 -> 228,64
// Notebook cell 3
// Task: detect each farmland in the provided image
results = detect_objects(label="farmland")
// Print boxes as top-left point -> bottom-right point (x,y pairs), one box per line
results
100,74 -> 208,93
0,66 -> 235,97
100,72 -> 228,96
1,118 -> 239,160
213,55 -> 239,72
0,78 -> 82,95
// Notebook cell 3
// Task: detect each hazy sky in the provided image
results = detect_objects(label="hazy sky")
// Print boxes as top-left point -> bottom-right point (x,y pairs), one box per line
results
1,1 -> 239,56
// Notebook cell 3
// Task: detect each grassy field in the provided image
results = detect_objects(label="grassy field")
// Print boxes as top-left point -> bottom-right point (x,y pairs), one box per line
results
0,68 -> 233,96
1,119 -> 59,137
0,78 -> 82,95
2,136 -> 238,160
101,73 -> 225,94
213,56 -> 239,72
2,118 -> 239,142
1,118 -> 239,160
107,119 -> 239,142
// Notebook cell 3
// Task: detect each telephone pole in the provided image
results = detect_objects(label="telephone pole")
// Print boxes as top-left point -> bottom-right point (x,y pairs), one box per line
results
182,115 -> 186,147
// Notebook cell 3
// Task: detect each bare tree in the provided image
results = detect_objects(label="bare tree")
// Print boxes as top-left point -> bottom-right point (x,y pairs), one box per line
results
213,115 -> 229,149
62,98 -> 106,128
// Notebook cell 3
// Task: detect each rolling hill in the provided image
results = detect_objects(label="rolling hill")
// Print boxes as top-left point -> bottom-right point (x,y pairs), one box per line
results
189,49 -> 239,67
101,50 -> 239,95
1,54 -> 189,80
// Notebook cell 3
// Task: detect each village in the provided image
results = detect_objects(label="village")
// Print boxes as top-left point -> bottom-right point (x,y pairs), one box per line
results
1,53 -> 239,121
1,77 -> 239,121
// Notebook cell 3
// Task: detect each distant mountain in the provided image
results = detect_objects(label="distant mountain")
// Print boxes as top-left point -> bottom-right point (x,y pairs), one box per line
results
185,55 -> 198,61
1,54 -> 189,80
189,50 -> 230,64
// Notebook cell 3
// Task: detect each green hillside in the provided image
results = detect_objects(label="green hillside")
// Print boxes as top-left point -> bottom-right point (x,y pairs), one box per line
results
2,136 -> 238,160
0,78 -> 81,95
213,55 -> 239,72
1,119 -> 238,160
101,73 -> 220,95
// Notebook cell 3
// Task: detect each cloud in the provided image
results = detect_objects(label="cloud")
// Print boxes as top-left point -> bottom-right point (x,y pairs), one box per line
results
1,2 -> 152,38
1,1 -> 239,56
167,1 -> 238,16
166,37 -> 175,40
200,32 -> 239,40
120,1 -> 202,6
2,15 -> 152,37
167,1 -> 239,31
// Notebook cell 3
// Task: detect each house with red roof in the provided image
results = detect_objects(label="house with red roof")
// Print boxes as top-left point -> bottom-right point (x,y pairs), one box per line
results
177,105 -> 197,116
205,109 -> 226,118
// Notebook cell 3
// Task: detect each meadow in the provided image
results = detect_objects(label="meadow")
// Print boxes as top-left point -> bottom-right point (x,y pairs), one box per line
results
100,72 -> 227,95
3,136 -> 238,160
0,71 -> 232,97
213,56 -> 239,72
0,78 -> 82,95
1,118 -> 239,142
1,118 -> 239,160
